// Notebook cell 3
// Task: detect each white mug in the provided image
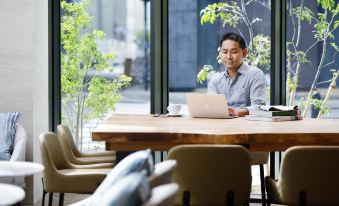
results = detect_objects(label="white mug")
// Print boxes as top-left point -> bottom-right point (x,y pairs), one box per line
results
167,104 -> 182,115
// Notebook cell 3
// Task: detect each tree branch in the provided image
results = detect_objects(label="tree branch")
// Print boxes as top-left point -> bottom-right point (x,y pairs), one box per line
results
322,51 -> 338,68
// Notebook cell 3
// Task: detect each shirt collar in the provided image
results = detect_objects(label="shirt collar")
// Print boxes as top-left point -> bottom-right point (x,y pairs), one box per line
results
223,62 -> 248,78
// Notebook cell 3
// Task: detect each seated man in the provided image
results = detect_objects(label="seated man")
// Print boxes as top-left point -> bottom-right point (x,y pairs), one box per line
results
208,32 -> 266,117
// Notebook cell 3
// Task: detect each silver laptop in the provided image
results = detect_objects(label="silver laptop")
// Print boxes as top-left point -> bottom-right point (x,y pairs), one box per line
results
186,93 -> 235,119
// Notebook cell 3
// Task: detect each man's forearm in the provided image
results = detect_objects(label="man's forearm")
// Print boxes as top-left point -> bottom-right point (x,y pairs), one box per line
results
228,107 -> 249,117
235,108 -> 249,117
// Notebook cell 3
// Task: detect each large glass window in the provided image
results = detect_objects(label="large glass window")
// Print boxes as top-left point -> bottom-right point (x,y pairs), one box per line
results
52,0 -> 338,188
168,0 -> 271,114
168,0 -> 271,197
60,0 -> 150,151
286,0 -> 339,119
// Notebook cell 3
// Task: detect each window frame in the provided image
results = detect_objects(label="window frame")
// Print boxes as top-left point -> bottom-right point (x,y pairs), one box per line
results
48,0 -> 61,132
49,0 -> 286,178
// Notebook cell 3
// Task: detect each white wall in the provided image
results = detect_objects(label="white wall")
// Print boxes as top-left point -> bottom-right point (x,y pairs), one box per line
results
0,0 -> 48,204
33,0 -> 48,203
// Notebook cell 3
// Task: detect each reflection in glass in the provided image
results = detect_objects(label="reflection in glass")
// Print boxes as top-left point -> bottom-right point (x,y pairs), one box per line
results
168,0 -> 271,112
286,0 -> 339,119
168,0 -> 271,197
60,0 -> 150,151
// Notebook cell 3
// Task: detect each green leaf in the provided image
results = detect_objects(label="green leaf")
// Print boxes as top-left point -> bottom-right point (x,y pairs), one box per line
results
60,0 -> 132,141
317,0 -> 335,10
246,35 -> 271,73
291,6 -> 314,24
196,65 -> 215,84
199,2 -> 241,27
334,20 -> 339,29
330,42 -> 339,51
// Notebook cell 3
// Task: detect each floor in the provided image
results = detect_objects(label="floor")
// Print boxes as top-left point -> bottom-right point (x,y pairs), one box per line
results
33,193 -> 274,206
34,193 -> 90,206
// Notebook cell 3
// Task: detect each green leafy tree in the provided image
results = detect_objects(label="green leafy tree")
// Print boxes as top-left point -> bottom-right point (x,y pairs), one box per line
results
285,0 -> 338,117
198,0 -> 338,119
299,0 -> 339,117
316,69 -> 338,119
61,0 -> 132,148
199,0 -> 271,73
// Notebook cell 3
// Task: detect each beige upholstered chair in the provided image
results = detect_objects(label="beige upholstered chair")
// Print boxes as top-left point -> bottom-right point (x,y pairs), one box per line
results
250,152 -> 269,205
39,132 -> 111,206
168,145 -> 251,206
57,124 -> 115,165
265,146 -> 339,206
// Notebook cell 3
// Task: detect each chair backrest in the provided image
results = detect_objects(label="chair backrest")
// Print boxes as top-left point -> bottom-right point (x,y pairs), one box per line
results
57,124 -> 81,157
167,145 -> 251,205
277,146 -> 339,205
11,124 -> 27,162
39,132 -> 71,171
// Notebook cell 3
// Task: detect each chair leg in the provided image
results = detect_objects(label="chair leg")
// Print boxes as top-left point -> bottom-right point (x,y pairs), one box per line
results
48,192 -> 53,206
226,191 -> 234,206
299,191 -> 306,206
260,164 -> 266,206
41,178 -> 46,206
59,193 -> 64,206
41,190 -> 46,206
183,191 -> 190,206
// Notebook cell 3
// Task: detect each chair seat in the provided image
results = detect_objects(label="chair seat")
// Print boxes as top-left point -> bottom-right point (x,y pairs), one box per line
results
59,168 -> 111,176
71,162 -> 115,169
44,168 -> 109,194
77,156 -> 116,164
80,150 -> 116,157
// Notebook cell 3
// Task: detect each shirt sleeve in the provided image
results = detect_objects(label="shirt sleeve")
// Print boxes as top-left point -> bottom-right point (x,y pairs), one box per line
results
245,69 -> 267,110
207,77 -> 218,94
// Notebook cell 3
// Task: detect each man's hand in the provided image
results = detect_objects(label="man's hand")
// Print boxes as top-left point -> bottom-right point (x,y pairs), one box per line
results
228,107 -> 249,117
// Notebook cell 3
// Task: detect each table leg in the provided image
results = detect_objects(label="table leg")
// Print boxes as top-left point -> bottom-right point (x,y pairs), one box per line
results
270,152 -> 275,178
116,151 -> 133,162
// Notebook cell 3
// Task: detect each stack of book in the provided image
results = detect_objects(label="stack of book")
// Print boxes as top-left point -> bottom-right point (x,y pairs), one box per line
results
245,105 -> 303,122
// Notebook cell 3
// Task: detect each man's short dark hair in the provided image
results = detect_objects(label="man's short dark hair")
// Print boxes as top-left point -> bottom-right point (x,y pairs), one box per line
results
219,32 -> 247,49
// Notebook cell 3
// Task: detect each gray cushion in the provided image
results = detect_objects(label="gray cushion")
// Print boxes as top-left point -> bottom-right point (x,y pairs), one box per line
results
88,149 -> 153,205
0,112 -> 20,160
91,172 -> 151,206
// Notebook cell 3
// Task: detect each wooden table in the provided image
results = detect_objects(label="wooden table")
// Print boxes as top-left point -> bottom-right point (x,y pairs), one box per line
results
92,114 -> 339,152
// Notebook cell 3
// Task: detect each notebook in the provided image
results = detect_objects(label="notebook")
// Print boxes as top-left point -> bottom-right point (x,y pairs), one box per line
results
186,93 -> 236,119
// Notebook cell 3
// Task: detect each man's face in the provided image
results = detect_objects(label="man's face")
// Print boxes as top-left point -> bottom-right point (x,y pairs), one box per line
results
219,40 -> 248,71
